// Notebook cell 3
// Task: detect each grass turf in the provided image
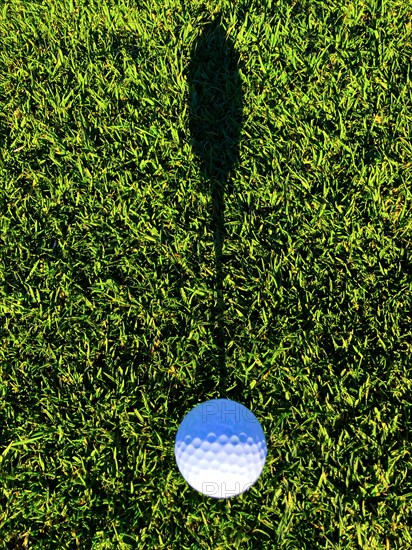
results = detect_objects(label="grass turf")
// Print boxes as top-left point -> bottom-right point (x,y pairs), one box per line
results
1,0 -> 412,548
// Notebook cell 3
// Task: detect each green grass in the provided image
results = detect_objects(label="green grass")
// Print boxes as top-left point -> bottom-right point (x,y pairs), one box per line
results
1,0 -> 412,547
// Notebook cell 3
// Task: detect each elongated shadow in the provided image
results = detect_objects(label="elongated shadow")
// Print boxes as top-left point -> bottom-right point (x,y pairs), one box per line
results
186,13 -> 243,391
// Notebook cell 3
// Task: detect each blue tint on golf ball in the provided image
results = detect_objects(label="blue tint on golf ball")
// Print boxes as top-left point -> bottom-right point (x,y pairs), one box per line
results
174,398 -> 267,498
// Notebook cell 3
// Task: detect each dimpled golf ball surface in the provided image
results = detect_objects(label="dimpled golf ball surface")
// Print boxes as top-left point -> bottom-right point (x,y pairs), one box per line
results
174,398 -> 267,499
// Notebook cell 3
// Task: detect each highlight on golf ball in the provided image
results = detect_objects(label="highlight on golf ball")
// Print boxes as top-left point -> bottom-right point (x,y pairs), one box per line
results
174,398 -> 267,499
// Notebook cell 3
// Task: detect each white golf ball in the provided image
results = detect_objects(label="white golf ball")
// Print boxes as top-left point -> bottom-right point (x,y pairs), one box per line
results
174,398 -> 267,499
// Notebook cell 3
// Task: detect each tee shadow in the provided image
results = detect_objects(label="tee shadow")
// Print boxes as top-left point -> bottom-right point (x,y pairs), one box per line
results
186,13 -> 243,392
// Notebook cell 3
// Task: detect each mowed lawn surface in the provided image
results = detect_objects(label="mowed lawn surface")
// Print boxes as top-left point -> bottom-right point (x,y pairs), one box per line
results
1,0 -> 412,548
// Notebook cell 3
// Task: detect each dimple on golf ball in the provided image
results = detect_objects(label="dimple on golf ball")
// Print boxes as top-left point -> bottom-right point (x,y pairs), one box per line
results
174,398 -> 267,499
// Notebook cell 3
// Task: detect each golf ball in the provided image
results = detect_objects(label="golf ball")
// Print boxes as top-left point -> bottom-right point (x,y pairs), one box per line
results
174,398 -> 267,499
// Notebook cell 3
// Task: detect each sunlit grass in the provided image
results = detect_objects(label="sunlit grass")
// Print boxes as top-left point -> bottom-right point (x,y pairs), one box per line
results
1,0 -> 411,548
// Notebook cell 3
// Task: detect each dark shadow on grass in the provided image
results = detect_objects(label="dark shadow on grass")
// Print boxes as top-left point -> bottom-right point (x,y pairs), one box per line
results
186,13 -> 243,393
